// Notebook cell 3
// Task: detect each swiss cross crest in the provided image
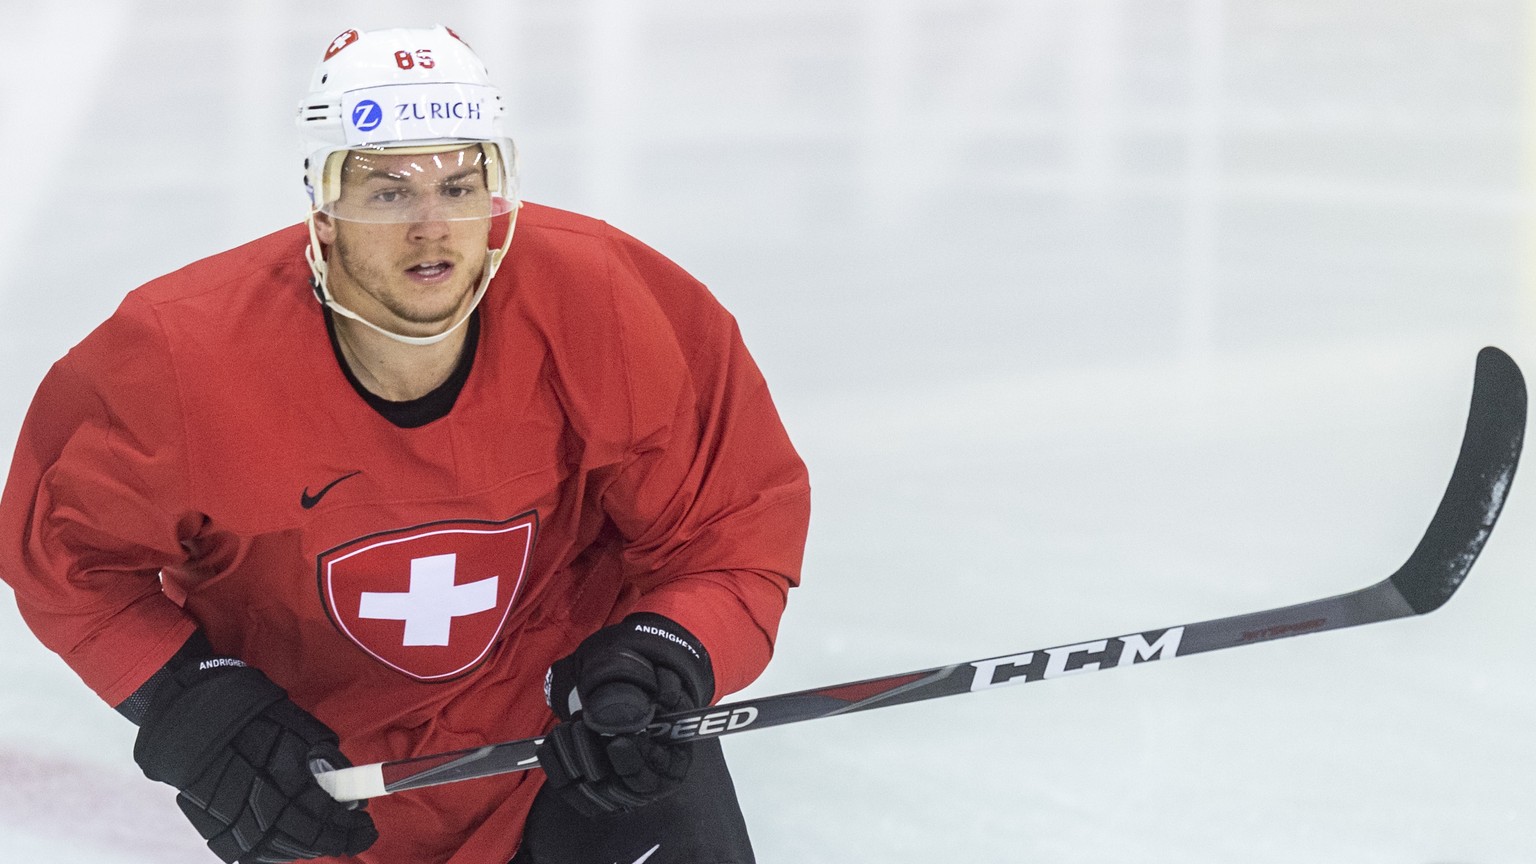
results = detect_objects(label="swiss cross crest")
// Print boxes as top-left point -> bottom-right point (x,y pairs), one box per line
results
324,29 -> 360,61
318,512 -> 538,681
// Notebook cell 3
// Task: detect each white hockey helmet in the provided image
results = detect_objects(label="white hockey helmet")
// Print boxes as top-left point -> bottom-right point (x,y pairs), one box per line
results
297,25 -> 518,219
295,26 -> 520,345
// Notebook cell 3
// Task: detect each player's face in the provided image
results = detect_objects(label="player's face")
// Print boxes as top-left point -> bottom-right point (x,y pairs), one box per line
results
314,148 -> 494,339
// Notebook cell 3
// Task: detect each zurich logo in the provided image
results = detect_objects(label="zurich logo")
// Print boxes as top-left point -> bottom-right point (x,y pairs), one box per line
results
351,100 -> 383,132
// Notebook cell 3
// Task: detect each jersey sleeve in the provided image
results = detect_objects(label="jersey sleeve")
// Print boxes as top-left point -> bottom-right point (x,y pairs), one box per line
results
0,295 -> 200,707
596,228 -> 811,701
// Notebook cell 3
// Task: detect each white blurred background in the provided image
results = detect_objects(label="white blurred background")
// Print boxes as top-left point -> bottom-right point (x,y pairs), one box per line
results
1,1 -> 1533,861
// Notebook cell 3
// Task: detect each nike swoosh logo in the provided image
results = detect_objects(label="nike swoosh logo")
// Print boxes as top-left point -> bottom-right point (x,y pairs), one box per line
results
615,844 -> 660,864
300,470 -> 361,509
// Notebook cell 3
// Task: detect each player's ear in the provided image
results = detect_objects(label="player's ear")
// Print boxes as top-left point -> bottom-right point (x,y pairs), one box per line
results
313,211 -> 337,246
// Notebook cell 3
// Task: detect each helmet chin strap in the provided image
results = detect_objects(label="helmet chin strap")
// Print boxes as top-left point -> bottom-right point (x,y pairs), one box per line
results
304,206 -> 519,347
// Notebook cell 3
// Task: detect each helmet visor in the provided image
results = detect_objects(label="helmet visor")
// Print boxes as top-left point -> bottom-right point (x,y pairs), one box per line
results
319,142 -> 516,224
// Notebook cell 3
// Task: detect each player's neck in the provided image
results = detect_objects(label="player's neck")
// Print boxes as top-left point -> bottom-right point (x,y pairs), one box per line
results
332,317 -> 470,402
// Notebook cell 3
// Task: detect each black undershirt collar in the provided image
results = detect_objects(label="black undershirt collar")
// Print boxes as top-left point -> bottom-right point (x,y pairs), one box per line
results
323,309 -> 479,429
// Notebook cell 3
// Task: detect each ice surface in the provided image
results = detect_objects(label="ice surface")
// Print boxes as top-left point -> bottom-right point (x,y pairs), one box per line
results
1,2 -> 1533,862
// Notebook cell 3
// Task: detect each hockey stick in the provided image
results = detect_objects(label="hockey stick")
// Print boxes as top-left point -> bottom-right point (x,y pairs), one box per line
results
315,346 -> 1526,803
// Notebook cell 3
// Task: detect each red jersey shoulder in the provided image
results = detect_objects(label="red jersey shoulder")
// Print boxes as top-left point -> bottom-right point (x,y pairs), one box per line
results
82,224 -> 316,367
63,223 -> 324,435
95,225 -> 319,367
495,203 -> 704,447
512,202 -> 705,301
497,203 -> 644,343
75,224 -> 309,347
132,224 -> 312,307
514,201 -> 610,238
507,202 -> 721,328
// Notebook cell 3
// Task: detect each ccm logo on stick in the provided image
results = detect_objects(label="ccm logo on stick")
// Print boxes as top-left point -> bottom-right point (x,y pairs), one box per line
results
968,627 -> 1185,691
652,707 -> 760,740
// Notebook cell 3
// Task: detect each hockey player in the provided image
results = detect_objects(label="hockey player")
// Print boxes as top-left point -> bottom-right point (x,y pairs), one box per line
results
0,25 -> 809,864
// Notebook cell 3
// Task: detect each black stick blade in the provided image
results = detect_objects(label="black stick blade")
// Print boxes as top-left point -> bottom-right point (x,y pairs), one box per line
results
1388,346 -> 1526,614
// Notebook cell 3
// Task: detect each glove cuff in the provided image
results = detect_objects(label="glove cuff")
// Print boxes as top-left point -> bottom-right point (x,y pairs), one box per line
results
617,612 -> 715,706
544,612 -> 717,722
132,655 -> 290,788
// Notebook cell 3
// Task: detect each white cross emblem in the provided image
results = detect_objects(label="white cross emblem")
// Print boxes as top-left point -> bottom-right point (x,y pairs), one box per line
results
357,553 -> 499,646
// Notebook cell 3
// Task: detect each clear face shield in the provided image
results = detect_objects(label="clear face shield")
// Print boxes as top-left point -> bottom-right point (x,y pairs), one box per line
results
316,140 -> 518,225
304,139 -> 521,346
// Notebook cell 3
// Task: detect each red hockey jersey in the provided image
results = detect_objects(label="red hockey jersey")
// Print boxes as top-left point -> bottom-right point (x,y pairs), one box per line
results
0,203 -> 811,863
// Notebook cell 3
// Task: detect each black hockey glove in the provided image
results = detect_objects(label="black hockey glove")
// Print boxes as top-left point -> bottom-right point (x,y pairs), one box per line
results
537,612 -> 715,817
131,646 -> 378,863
